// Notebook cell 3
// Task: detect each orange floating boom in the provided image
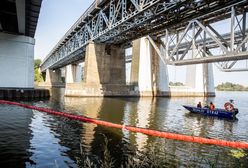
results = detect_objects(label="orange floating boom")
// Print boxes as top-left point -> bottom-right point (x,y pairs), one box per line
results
0,100 -> 248,149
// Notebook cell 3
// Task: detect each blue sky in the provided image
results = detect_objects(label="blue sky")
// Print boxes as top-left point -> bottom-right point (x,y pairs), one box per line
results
35,0 -> 248,86
35,0 -> 93,59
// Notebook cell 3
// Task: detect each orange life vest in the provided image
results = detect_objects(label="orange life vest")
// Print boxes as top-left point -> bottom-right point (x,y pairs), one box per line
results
210,104 -> 215,110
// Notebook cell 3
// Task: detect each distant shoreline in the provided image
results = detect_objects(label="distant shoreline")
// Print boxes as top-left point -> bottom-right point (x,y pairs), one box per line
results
215,82 -> 248,91
216,90 -> 248,92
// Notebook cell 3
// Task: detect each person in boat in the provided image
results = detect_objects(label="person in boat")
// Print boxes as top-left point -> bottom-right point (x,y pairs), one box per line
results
230,100 -> 238,113
197,102 -> 202,108
209,102 -> 215,110
229,99 -> 234,108
224,99 -> 236,112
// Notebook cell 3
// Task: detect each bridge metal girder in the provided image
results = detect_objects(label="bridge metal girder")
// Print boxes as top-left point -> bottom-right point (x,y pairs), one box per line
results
147,5 -> 248,72
41,0 -> 179,71
0,0 -> 42,37
41,0 -> 248,72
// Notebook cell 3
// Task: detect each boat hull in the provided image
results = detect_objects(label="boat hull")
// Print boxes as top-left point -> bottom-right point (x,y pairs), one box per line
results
183,105 -> 237,119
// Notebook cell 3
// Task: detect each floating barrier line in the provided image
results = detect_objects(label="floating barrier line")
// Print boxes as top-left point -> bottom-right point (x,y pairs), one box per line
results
1,100 -> 248,149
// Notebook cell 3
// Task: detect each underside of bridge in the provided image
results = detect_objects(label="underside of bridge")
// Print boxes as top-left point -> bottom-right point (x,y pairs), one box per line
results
40,0 -> 248,97
0,0 -> 42,88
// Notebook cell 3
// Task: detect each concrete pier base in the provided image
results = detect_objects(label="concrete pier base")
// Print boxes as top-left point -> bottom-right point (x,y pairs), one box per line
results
65,83 -> 133,97
169,87 -> 215,97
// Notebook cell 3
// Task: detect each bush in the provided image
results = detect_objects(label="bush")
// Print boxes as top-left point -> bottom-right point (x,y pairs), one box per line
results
34,59 -> 44,83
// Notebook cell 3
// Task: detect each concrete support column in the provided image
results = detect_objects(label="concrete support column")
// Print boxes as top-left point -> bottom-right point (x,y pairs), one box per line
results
109,45 -> 126,84
131,37 -> 169,96
0,33 -> 34,88
152,40 -> 170,94
65,64 -> 77,83
84,42 -> 125,85
204,63 -> 215,96
65,64 -> 82,83
75,65 -> 82,83
138,37 -> 153,94
186,63 -> 215,96
84,42 -> 103,85
45,69 -> 62,86
130,40 -> 140,86
65,42 -> 127,96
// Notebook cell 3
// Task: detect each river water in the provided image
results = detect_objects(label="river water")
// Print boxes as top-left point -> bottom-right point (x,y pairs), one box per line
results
0,89 -> 248,167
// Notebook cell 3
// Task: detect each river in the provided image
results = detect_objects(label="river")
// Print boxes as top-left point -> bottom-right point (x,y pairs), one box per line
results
0,90 -> 248,167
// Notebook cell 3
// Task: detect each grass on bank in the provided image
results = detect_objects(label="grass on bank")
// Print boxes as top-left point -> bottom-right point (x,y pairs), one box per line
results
75,135 -> 248,168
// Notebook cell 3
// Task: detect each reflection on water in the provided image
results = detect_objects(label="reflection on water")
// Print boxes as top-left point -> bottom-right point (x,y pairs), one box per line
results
0,105 -> 33,167
0,91 -> 248,167
27,111 -> 76,167
65,97 -> 103,153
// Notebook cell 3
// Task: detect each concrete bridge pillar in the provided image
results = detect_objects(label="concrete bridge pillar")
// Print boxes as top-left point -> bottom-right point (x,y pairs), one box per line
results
65,42 -> 128,96
186,63 -> 215,96
44,69 -> 63,86
131,37 -> 169,96
75,65 -> 82,83
65,64 -> 82,83
0,33 -> 34,88
84,42 -> 125,85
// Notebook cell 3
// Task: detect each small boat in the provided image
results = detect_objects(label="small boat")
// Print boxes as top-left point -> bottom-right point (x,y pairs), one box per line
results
183,105 -> 238,119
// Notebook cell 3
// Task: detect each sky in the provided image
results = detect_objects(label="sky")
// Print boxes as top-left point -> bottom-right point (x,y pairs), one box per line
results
34,0 -> 94,59
34,0 -> 248,87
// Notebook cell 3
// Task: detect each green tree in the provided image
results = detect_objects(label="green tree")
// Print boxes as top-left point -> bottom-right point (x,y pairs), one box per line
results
169,81 -> 184,86
34,59 -> 43,83
34,59 -> 42,69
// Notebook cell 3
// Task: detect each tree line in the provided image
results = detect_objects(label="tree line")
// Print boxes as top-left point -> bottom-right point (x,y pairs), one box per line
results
216,82 -> 248,91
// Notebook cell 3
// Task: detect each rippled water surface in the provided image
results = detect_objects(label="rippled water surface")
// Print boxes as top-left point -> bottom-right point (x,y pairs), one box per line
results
0,90 -> 248,167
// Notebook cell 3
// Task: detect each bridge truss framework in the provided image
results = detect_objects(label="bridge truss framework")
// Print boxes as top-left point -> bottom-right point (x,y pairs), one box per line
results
41,0 -> 248,72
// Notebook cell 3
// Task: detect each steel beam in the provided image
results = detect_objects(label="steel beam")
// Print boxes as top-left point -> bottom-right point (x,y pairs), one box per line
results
16,0 -> 26,34
230,7 -> 235,51
220,68 -> 248,72
172,52 -> 248,66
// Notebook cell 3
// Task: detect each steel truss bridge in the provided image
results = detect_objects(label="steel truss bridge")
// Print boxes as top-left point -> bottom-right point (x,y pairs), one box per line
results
41,0 -> 248,72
